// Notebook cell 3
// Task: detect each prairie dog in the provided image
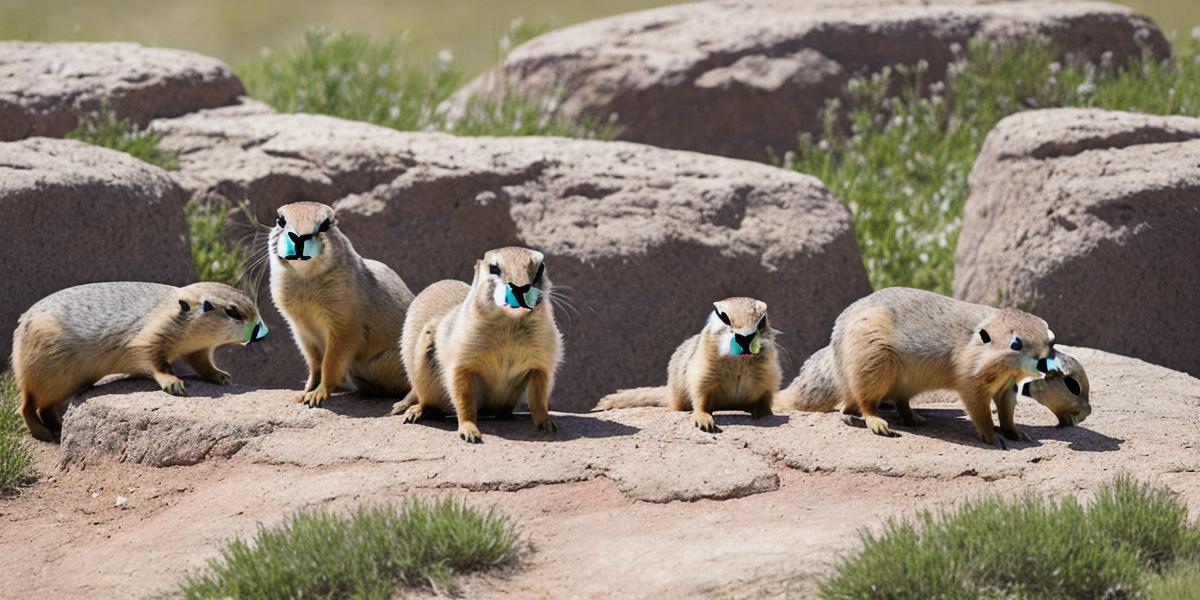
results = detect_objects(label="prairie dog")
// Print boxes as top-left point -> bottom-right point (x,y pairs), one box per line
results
594,297 -> 782,434
777,287 -> 1063,446
11,281 -> 266,442
269,202 -> 414,407
389,247 -> 561,443
1018,350 -> 1090,426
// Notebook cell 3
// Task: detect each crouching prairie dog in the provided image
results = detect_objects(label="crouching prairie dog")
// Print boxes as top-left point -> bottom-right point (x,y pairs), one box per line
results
776,287 -> 1071,446
11,281 -> 266,442
269,202 -> 414,407
389,247 -> 562,443
593,297 -> 782,434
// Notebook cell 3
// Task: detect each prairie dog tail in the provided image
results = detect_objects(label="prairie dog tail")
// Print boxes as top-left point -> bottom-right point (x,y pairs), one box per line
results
592,386 -> 670,411
776,346 -> 844,413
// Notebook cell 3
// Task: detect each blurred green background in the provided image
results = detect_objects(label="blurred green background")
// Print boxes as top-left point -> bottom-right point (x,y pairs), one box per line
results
1,0 -> 1194,76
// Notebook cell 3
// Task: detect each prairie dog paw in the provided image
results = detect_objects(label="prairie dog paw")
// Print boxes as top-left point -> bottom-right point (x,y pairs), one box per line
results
535,417 -> 558,439
300,386 -> 329,408
161,377 -> 188,397
694,412 -> 721,434
458,422 -> 482,443
204,370 -> 232,386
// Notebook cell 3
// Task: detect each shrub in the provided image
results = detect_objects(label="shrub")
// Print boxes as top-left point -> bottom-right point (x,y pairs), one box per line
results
241,27 -> 611,139
790,39 -> 1200,293
185,200 -> 254,288
821,475 -> 1200,599
0,373 -> 34,495
65,109 -> 179,170
180,497 -> 526,598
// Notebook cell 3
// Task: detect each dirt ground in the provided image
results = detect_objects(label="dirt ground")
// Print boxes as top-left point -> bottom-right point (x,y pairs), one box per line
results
2,346 -> 1198,598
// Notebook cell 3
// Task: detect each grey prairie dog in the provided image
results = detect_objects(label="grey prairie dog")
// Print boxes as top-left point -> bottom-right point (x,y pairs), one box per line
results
389,247 -> 561,443
11,281 -> 266,442
594,297 -> 782,434
269,202 -> 414,407
777,287 -> 1074,446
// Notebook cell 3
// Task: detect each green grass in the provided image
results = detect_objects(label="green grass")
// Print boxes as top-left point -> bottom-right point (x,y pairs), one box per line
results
66,109 -> 179,170
180,497 -> 527,598
240,27 -> 613,138
185,200 -> 254,287
0,373 -> 34,495
821,475 -> 1200,599
790,39 -> 1200,294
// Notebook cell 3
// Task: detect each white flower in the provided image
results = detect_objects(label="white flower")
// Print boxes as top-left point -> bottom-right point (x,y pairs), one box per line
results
437,49 -> 454,65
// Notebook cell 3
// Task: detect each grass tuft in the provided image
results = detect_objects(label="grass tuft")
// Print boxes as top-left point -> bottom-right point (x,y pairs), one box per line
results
185,200 -> 253,288
180,497 -> 526,599
241,27 -> 612,138
790,38 -> 1200,294
821,475 -> 1200,599
66,110 -> 179,170
0,373 -> 34,495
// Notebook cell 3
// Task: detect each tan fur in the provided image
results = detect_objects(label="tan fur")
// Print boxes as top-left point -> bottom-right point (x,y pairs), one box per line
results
1021,350 -> 1091,426
779,287 -> 1066,447
389,247 -> 562,443
269,202 -> 414,407
594,297 -> 782,434
11,281 -> 261,442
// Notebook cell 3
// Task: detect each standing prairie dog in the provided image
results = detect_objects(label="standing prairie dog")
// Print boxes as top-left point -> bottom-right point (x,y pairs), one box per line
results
389,247 -> 561,443
593,297 -> 782,434
11,281 -> 267,442
269,202 -> 414,407
777,287 -> 1068,446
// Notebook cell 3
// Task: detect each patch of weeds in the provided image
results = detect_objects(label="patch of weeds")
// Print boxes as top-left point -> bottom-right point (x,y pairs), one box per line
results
185,200 -> 253,287
180,497 -> 526,599
821,475 -> 1200,599
789,38 -> 1200,293
241,26 -> 612,139
0,373 -> 34,495
66,109 -> 179,170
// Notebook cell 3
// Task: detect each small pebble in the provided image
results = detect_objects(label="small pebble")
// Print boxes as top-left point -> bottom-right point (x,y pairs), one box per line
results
115,496 -> 128,509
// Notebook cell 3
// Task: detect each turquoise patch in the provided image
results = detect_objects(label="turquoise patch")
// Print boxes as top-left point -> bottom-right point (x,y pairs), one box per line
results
243,319 -> 268,345
730,338 -> 745,356
504,286 -> 540,309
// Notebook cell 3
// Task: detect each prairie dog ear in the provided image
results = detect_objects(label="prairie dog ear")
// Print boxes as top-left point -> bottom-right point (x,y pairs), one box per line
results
979,328 -> 991,344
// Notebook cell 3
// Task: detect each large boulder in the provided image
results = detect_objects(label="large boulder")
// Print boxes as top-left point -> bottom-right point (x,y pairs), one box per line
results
59,345 -> 1200,495
448,0 -> 1168,161
151,110 -> 871,408
0,41 -> 244,141
0,138 -> 194,367
955,108 -> 1200,376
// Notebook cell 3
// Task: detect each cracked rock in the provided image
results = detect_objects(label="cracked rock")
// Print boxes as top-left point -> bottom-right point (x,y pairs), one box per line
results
955,109 -> 1200,376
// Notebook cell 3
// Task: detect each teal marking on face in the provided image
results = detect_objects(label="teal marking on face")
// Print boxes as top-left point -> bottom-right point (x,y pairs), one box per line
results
1043,356 -> 1060,373
503,285 -> 540,309
730,332 -> 761,356
277,230 -> 322,260
243,318 -> 268,345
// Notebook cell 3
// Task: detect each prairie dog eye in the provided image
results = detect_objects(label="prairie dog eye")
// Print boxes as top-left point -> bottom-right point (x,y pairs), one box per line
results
533,262 -> 545,285
276,215 -> 286,228
489,263 -> 501,277
225,307 -> 244,321
716,311 -> 731,326
1010,336 -> 1023,351
979,329 -> 991,344
318,218 -> 332,233
1064,376 -> 1081,396
757,315 -> 768,331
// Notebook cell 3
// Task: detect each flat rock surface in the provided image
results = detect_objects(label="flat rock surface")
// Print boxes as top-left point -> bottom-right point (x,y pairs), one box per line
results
0,41 -> 243,140
956,108 -> 1200,376
449,0 -> 1167,161
5,346 -> 1198,598
0,137 -> 194,369
152,109 -> 870,405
